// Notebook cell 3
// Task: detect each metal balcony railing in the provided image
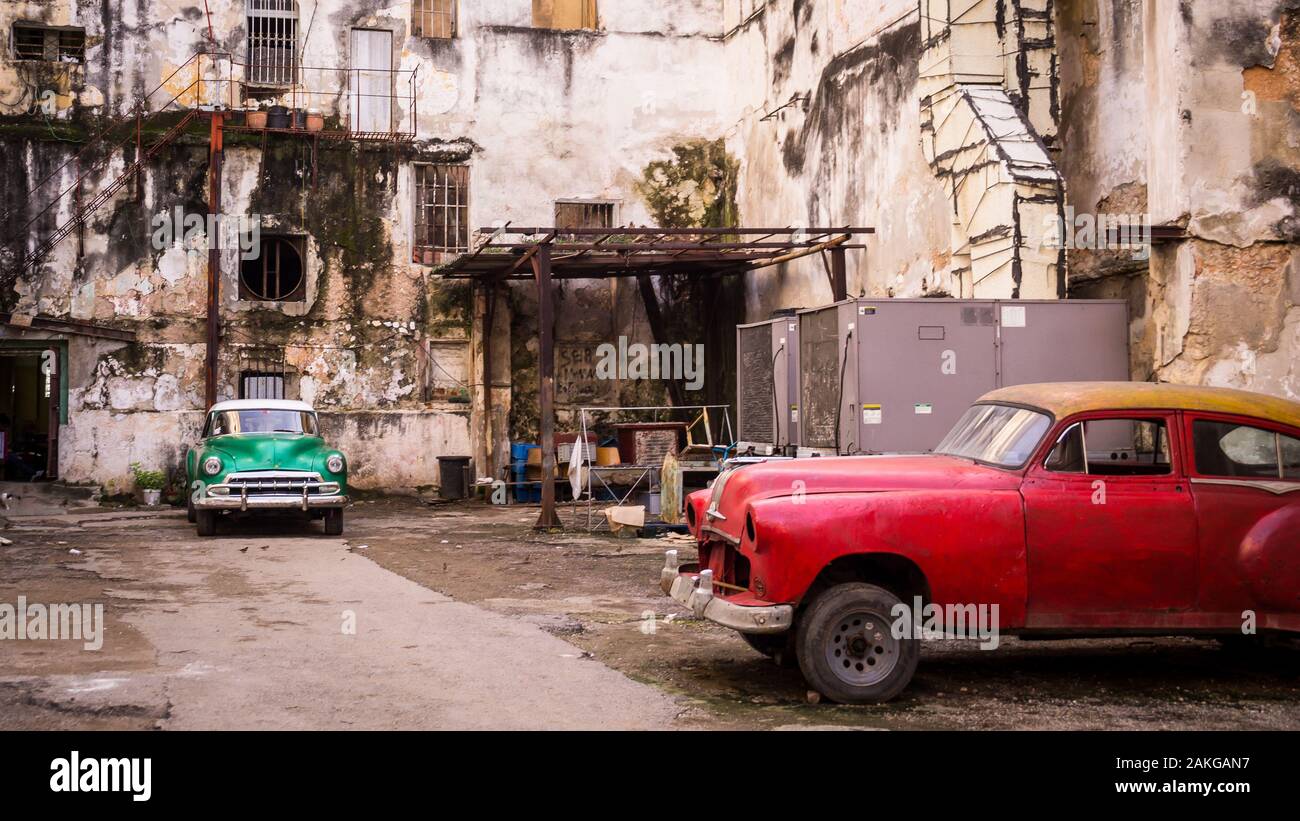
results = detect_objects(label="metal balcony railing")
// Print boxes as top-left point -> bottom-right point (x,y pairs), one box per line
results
5,50 -> 420,279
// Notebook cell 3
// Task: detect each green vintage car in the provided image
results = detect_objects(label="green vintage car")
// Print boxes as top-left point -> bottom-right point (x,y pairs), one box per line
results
186,400 -> 349,537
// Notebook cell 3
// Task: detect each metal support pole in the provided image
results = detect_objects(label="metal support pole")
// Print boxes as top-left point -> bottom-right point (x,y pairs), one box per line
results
205,112 -> 224,408
830,245 -> 847,301
532,243 -> 561,530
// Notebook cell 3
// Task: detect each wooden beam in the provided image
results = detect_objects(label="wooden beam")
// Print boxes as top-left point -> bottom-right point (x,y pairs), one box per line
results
829,245 -> 847,301
506,230 -> 556,277
747,232 -> 852,272
0,313 -> 136,342
476,227 -> 875,235
531,244 -> 561,530
482,281 -> 498,479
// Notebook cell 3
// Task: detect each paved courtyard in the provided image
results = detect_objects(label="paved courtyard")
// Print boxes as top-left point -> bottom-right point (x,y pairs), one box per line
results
2,497 -> 1298,730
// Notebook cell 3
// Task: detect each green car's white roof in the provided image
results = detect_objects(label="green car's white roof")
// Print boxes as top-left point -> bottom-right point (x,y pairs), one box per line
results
208,399 -> 316,414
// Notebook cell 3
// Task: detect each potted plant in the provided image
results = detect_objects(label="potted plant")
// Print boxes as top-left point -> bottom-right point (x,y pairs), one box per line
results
305,107 -> 324,132
130,462 -> 166,506
247,101 -> 268,129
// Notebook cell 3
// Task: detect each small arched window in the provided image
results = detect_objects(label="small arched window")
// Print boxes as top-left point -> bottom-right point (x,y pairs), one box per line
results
240,236 -> 305,302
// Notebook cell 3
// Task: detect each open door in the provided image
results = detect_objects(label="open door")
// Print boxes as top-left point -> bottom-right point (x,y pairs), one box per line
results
44,347 -> 58,479
0,348 -> 54,481
350,28 -> 393,134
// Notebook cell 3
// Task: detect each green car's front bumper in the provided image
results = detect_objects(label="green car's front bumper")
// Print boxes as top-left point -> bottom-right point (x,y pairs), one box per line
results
194,471 -> 348,512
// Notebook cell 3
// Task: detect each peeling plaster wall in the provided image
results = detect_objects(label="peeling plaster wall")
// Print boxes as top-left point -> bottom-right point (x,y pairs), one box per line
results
1060,0 -> 1300,400
0,0 -> 733,490
6,0 -> 1300,496
725,0 -> 957,319
404,1 -> 735,457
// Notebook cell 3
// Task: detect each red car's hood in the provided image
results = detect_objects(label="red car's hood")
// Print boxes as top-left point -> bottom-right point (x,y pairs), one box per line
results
693,454 -> 1021,540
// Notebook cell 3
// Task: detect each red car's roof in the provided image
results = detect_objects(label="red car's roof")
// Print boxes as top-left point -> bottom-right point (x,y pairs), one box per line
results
982,382 -> 1300,429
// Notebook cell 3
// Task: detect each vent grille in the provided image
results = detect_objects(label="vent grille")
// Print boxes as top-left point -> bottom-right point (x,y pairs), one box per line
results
738,325 -> 775,443
800,308 -> 842,448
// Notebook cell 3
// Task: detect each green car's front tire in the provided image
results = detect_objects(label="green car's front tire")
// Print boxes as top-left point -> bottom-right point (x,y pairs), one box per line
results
323,508 -> 344,536
196,510 -> 218,537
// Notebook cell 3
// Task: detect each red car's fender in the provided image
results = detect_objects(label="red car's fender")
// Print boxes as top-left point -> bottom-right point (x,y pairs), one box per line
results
743,489 -> 1029,627
1238,503 -> 1300,612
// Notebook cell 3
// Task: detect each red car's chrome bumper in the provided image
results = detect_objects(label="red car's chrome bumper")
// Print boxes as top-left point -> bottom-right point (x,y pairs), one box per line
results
660,550 -> 793,634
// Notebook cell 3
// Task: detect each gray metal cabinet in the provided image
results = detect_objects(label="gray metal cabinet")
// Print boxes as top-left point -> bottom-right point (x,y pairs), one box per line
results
736,315 -> 800,451
756,299 -> 1130,454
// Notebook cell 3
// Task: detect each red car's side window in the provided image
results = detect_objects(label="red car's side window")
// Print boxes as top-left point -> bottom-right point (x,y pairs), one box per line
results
1038,414 -> 1177,478
1188,416 -> 1300,481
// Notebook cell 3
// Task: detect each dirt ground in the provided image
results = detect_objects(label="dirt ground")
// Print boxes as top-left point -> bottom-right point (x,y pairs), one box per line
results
2,495 -> 1298,730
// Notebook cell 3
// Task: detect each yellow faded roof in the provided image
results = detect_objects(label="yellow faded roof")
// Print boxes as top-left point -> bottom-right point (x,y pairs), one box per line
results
980,382 -> 1300,429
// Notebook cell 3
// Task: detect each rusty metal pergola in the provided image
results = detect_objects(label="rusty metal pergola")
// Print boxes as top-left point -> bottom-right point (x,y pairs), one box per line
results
440,225 -> 874,530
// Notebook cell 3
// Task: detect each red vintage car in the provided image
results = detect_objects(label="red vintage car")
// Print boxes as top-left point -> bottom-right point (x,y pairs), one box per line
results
662,382 -> 1300,703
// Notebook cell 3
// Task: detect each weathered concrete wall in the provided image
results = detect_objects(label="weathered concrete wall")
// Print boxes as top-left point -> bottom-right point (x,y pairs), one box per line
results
726,0 -> 959,318
411,2 -> 735,452
6,0 -> 1300,497
1060,0 -> 1300,399
319,409 -> 471,489
1,0 -> 734,489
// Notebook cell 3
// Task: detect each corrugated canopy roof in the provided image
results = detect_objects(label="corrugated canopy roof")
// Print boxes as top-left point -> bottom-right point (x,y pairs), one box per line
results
437,226 -> 874,281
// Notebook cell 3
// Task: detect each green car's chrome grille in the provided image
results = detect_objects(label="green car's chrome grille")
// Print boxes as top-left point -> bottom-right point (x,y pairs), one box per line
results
221,471 -> 333,495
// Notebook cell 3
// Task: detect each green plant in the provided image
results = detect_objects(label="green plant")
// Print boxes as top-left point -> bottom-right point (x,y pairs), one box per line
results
129,462 -> 167,491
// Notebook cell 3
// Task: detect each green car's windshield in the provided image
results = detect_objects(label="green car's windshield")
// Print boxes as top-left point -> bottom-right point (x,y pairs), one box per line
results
206,410 -> 319,437
935,403 -> 1051,468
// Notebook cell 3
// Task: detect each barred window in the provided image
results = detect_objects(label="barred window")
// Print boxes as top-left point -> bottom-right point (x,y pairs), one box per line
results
236,346 -> 289,400
413,0 -> 457,39
555,201 -> 616,238
12,24 -> 85,63
414,164 -> 469,255
240,371 -> 286,400
246,0 -> 298,87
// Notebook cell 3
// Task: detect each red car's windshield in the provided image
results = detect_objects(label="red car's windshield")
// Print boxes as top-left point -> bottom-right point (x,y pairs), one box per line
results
207,410 -> 318,437
935,403 -> 1051,468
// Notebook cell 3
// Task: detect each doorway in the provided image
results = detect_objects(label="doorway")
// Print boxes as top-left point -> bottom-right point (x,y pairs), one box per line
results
0,348 -> 58,481
350,28 -> 393,134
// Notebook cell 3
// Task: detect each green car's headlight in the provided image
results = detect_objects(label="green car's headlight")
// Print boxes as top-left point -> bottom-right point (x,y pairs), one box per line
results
326,454 -> 345,474
203,456 -> 223,476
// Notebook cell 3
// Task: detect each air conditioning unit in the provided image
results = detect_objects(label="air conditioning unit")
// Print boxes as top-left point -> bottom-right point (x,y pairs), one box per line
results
735,315 -> 800,454
786,299 -> 1130,455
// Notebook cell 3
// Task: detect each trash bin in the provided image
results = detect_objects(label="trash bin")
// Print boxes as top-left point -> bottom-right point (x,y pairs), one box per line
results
437,456 -> 472,500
